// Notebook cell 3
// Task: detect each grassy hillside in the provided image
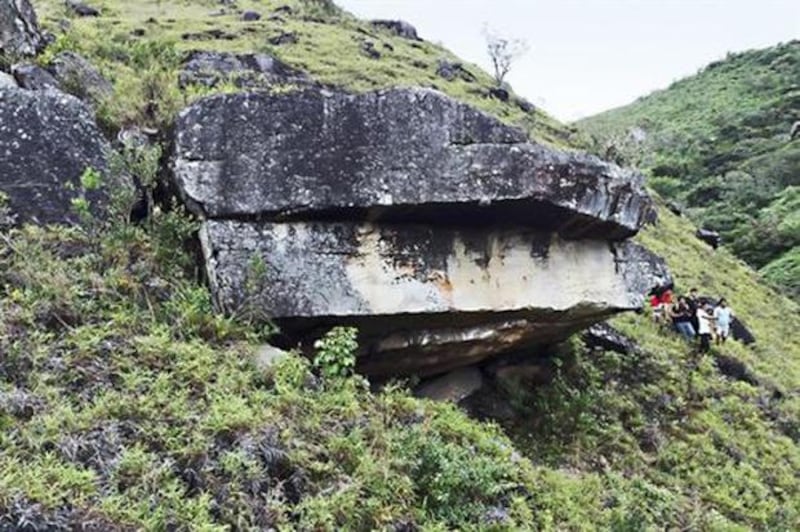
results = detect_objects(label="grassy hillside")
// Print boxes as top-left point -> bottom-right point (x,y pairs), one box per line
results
30,0 -> 570,146
578,41 -> 800,299
1,1 -> 799,529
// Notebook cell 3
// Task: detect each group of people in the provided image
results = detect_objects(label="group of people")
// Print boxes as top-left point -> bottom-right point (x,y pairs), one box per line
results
650,287 -> 734,353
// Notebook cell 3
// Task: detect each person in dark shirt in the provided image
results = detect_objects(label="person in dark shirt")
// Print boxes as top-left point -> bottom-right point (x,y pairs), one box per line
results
670,296 -> 696,341
687,288 -> 700,336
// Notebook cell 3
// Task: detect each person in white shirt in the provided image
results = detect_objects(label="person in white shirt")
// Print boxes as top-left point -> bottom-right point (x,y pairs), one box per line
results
713,298 -> 734,344
696,303 -> 715,353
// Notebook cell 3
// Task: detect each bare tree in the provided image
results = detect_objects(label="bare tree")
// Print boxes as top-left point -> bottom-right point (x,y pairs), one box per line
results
483,25 -> 529,86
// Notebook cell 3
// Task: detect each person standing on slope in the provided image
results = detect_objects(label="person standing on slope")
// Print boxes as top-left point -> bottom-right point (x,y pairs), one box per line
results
670,296 -> 696,341
713,298 -> 734,345
687,288 -> 700,336
696,302 -> 715,353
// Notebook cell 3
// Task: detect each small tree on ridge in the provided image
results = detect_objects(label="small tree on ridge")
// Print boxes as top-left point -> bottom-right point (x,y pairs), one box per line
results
483,25 -> 529,86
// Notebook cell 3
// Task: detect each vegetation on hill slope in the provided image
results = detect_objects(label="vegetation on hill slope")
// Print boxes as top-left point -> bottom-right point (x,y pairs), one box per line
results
1,1 -> 799,530
578,41 -> 800,299
30,0 -> 570,145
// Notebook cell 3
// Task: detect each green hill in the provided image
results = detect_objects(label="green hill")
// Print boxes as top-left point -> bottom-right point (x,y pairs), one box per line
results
1,1 -> 799,529
578,41 -> 800,300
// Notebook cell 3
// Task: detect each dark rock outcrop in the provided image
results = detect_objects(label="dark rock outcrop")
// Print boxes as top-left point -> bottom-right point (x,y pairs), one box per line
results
360,40 -> 381,59
268,31 -> 298,46
177,50 -> 308,89
715,354 -> 759,386
0,0 -> 42,58
12,62 -> 58,90
436,59 -> 477,83
241,10 -> 261,21
696,228 -> 721,249
488,86 -> 510,102
0,86 -> 118,225
173,87 -> 664,376
66,1 -> 99,17
370,19 -> 420,41
582,322 -> 641,354
174,88 -> 654,240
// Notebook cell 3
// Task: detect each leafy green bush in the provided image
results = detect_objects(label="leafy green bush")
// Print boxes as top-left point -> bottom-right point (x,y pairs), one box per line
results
313,326 -> 358,380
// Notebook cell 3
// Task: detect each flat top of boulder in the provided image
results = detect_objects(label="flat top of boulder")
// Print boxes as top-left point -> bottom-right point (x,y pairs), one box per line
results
173,87 -> 653,239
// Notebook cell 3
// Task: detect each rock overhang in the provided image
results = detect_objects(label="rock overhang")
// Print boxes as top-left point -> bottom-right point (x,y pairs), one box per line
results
170,86 -> 667,376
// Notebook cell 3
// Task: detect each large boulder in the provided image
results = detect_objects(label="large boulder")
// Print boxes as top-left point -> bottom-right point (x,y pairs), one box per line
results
172,87 -> 664,376
173,88 -> 654,240
0,0 -> 42,59
0,87 -> 116,225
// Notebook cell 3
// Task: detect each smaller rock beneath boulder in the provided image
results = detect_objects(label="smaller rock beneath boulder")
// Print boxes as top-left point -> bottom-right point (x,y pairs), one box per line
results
66,1 -> 100,17
486,353 -> 556,388
241,10 -> 261,21
582,323 -> 641,355
435,59 -> 476,83
0,71 -> 17,88
695,228 -> 721,249
370,19 -> 421,40
253,345 -> 290,371
49,51 -> 113,106
415,367 -> 483,402
268,31 -> 298,46
11,63 -> 59,91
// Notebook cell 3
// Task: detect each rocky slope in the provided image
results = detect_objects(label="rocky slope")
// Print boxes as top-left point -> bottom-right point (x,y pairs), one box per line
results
578,41 -> 800,299
1,1 -> 799,530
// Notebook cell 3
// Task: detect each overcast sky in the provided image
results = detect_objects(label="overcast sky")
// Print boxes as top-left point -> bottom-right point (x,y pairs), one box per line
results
338,0 -> 799,121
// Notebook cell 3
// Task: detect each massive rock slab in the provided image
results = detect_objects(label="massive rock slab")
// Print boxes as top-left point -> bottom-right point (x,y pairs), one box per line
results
173,88 -> 654,240
0,0 -> 42,59
173,87 -> 665,376
0,87 -> 114,225
201,220 -> 669,375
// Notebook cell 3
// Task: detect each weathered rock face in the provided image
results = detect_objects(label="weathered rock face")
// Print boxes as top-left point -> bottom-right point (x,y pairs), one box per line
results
173,88 -> 654,240
201,220 -> 665,375
173,87 -> 664,376
0,86 -> 113,225
0,0 -> 42,59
